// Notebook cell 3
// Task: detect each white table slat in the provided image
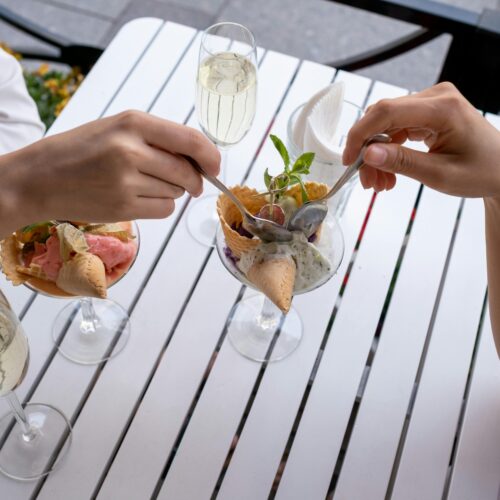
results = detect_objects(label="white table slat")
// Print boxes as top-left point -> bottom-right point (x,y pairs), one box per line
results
103,22 -> 197,117
365,80 -> 407,107
447,310 -> 500,500
276,177 -> 420,500
47,17 -> 164,136
335,70 -> 372,107
334,187 -> 461,499
37,48 -> 296,500
0,20 -> 197,498
392,198 -> 488,500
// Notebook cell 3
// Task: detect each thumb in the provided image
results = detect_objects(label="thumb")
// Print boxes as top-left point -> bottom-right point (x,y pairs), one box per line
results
363,143 -> 439,186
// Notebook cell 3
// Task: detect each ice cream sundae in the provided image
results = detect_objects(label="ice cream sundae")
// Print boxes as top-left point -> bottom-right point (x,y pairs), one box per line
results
1,221 -> 137,298
217,134 -> 335,313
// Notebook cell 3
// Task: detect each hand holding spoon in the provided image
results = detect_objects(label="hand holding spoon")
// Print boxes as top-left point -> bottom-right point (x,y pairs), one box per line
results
183,155 -> 293,242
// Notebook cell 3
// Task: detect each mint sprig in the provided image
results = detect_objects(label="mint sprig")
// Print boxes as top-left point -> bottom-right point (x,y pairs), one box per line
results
264,135 -> 315,204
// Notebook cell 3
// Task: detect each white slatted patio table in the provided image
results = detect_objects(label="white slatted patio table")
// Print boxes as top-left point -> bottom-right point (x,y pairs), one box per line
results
0,18 -> 499,500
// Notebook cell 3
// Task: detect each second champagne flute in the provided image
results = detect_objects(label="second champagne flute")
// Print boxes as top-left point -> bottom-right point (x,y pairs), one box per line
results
187,22 -> 258,247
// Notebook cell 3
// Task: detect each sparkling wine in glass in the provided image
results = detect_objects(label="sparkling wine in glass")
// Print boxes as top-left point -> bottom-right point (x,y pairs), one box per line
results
0,290 -> 72,480
197,51 -> 257,147
187,22 -> 258,247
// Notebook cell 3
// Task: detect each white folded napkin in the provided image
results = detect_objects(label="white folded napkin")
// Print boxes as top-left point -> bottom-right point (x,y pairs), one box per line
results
293,82 -> 345,163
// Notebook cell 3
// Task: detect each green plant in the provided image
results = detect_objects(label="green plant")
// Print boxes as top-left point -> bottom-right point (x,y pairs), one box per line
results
1,42 -> 83,128
263,134 -> 315,205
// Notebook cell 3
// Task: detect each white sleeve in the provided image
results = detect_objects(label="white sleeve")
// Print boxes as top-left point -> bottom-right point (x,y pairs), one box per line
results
0,48 -> 45,155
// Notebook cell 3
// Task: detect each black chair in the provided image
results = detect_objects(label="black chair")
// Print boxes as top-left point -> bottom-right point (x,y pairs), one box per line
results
326,0 -> 500,114
0,4 -> 103,74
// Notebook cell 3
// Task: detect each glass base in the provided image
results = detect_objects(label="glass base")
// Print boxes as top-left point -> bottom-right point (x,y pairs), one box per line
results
0,403 -> 72,481
186,195 -> 219,248
228,295 -> 303,362
53,299 -> 130,365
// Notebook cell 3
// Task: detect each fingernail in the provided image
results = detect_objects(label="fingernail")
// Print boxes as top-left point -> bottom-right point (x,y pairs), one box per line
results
365,145 -> 387,166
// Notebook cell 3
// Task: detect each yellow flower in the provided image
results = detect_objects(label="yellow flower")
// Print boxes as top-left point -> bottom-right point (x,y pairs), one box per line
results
54,97 -> 69,116
58,86 -> 69,98
44,78 -> 60,93
37,63 -> 49,76
0,42 -> 21,60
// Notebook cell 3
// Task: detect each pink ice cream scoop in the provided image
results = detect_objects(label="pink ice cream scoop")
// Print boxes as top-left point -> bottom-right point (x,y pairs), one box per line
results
84,233 -> 137,278
27,233 -> 136,283
31,236 -> 63,281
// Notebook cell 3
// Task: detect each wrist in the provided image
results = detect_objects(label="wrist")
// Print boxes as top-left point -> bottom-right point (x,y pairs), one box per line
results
0,147 -> 45,235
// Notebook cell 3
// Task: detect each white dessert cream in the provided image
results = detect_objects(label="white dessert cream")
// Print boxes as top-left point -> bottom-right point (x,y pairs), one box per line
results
238,232 -> 331,292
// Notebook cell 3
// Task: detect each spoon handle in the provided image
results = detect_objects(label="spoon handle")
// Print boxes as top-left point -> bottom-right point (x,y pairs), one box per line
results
323,133 -> 391,201
182,155 -> 252,220
324,155 -> 364,201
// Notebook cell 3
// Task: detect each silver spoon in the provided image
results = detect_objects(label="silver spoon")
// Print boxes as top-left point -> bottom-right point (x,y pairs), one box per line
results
287,133 -> 392,238
183,156 -> 293,242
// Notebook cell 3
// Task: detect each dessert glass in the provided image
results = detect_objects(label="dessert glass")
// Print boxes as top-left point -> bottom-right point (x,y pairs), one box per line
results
286,100 -> 363,217
23,222 -> 140,365
216,211 -> 344,362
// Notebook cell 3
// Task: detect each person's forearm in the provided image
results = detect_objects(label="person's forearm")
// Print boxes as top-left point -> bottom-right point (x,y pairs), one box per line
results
0,148 -> 41,239
484,197 -> 500,357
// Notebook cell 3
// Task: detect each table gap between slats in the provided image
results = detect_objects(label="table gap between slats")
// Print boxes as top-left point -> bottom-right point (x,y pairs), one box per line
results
441,290 -> 488,499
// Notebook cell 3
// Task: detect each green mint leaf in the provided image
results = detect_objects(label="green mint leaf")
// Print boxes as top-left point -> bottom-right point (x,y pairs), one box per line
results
292,152 -> 315,174
264,168 -> 272,190
270,134 -> 290,171
288,174 -> 302,186
297,176 -> 310,204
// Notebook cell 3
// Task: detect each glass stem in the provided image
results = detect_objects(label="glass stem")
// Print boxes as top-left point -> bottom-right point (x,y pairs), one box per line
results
5,391 -> 36,442
80,298 -> 97,335
258,297 -> 281,332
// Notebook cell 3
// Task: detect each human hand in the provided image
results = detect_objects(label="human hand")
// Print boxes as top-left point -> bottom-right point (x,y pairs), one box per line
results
5,110 -> 220,226
343,82 -> 500,199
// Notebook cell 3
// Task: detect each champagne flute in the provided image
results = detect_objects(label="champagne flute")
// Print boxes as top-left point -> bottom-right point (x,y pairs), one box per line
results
0,290 -> 72,480
187,22 -> 258,247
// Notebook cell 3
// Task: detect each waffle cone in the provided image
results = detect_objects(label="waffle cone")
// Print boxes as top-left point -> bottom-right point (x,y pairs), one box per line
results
56,253 -> 107,298
216,186 -> 265,258
216,182 -> 328,258
247,256 -> 296,313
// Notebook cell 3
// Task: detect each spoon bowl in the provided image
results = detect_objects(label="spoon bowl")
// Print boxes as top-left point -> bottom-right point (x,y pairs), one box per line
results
287,133 -> 392,238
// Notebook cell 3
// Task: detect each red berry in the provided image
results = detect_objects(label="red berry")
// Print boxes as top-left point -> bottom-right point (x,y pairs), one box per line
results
257,204 -> 285,225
